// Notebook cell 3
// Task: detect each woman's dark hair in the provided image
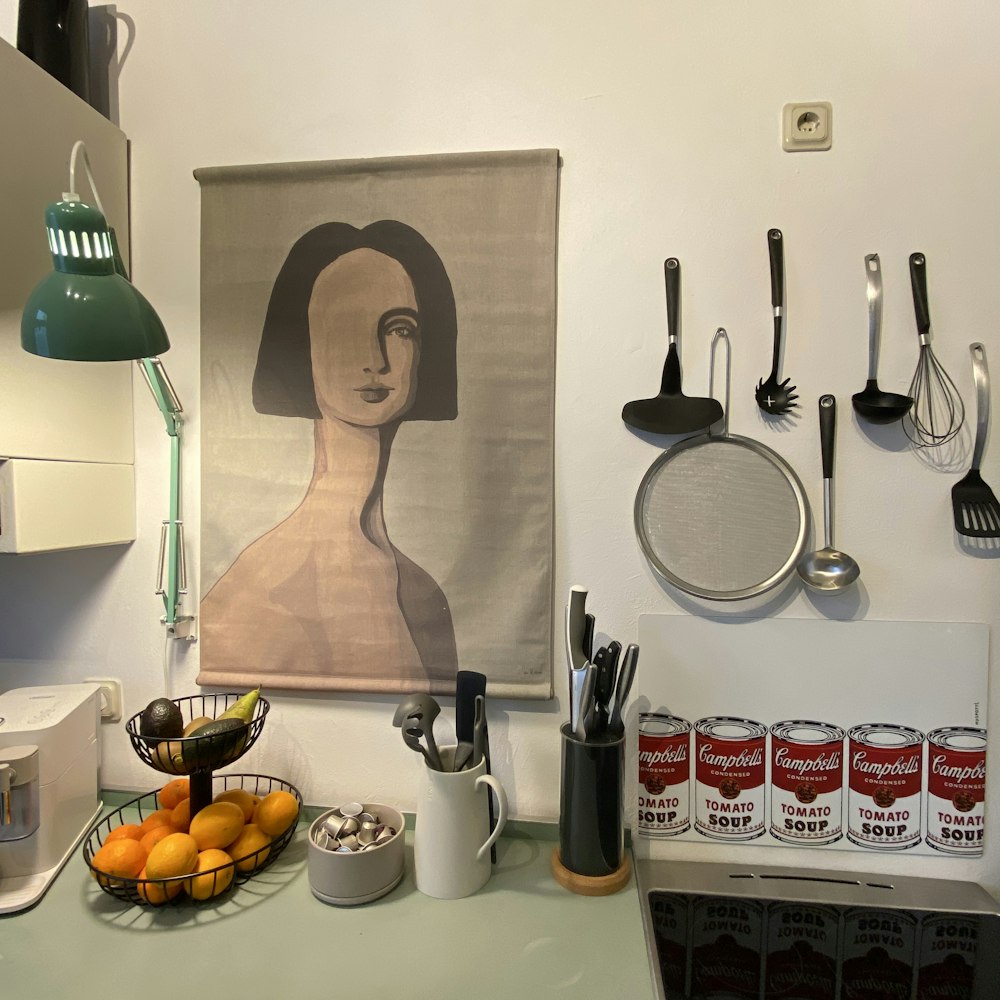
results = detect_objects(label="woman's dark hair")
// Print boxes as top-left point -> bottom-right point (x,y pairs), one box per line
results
253,220 -> 458,421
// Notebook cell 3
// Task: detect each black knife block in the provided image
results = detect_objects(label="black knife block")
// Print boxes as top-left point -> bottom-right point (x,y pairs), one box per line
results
557,723 -> 626,884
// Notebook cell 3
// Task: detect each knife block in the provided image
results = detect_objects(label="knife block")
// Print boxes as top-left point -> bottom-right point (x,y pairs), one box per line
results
553,724 -> 630,895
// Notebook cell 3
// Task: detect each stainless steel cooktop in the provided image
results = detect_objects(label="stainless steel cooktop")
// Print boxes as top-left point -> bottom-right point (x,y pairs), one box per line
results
635,858 -> 1000,999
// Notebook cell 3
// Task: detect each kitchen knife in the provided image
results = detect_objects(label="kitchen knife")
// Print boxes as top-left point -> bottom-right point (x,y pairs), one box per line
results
575,663 -> 598,741
609,644 -> 639,736
565,586 -> 589,674
583,613 -> 596,663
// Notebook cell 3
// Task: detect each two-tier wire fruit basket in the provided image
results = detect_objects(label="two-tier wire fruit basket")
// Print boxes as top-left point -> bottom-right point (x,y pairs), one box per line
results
82,692 -> 302,906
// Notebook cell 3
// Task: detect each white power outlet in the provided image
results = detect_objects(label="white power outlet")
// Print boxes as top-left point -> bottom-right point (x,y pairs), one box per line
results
782,102 -> 833,152
84,677 -> 123,722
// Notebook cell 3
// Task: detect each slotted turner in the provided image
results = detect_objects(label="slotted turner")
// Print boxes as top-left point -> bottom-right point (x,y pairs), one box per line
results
952,343 -> 1000,538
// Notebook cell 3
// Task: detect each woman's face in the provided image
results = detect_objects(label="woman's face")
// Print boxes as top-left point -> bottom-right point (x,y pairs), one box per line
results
308,248 -> 421,427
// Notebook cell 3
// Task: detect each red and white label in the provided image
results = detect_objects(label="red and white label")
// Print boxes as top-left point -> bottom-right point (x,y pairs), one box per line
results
925,728 -> 986,856
694,719 -> 766,841
638,716 -> 691,837
847,731 -> 923,850
770,723 -> 844,846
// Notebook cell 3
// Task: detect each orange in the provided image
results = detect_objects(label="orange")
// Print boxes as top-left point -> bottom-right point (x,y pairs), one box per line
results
104,823 -> 143,843
158,778 -> 190,810
145,832 -> 199,881
139,824 -> 178,855
253,790 -> 299,838
90,838 -> 147,886
214,788 -> 260,823
185,849 -> 235,900
189,801 -> 244,851
136,866 -> 182,906
226,824 -> 271,873
170,798 -> 192,832
138,809 -> 176,835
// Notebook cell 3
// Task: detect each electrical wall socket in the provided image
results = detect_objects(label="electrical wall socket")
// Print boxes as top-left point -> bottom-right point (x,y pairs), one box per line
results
782,102 -> 832,151
85,677 -> 123,722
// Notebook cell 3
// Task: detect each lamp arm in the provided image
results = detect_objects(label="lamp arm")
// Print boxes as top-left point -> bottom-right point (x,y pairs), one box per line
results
137,357 -> 192,637
68,140 -> 107,216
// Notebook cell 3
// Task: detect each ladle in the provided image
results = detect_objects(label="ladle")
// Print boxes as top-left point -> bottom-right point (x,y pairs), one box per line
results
851,254 -> 913,424
797,395 -> 861,592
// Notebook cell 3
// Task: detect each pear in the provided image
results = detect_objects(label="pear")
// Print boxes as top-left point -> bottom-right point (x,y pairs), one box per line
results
217,686 -> 261,724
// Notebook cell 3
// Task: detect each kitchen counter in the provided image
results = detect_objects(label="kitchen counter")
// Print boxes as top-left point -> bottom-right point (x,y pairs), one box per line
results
1,805 -> 655,1000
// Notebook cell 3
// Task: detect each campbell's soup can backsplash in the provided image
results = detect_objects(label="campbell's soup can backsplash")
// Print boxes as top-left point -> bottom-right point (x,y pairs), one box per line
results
638,713 -> 691,837
925,726 -> 986,856
846,723 -> 924,850
769,720 -> 845,846
694,717 -> 766,841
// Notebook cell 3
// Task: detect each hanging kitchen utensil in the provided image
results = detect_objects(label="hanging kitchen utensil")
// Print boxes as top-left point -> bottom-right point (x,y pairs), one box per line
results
797,395 -> 861,591
851,254 -> 913,424
622,258 -> 724,435
755,229 -> 799,415
902,252 -> 965,447
952,343 -> 1000,537
635,328 -> 809,600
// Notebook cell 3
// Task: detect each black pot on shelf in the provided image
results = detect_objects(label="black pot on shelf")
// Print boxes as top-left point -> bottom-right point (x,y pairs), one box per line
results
17,0 -> 91,103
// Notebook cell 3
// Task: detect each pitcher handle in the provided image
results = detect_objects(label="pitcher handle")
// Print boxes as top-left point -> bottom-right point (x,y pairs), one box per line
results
475,774 -> 508,861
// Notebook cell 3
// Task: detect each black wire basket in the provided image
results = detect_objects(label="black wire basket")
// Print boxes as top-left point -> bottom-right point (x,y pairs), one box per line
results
125,692 -> 270,775
82,774 -> 302,906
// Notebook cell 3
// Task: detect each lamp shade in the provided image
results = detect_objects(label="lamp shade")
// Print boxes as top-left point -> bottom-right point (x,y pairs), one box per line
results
20,198 -> 170,361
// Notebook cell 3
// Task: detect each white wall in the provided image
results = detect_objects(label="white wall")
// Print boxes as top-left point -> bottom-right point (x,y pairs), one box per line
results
3,1 -> 1000,893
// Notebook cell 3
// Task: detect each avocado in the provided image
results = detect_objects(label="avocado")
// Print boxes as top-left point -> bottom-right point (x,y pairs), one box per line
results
139,697 -> 184,740
182,717 -> 248,768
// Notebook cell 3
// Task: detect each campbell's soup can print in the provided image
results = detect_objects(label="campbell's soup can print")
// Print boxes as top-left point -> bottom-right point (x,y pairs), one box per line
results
764,901 -> 839,1000
650,892 -> 690,996
847,723 -> 924,850
638,713 -> 691,837
841,907 -> 918,1000
917,913 -> 978,1000
925,726 -> 987,856
769,720 -> 845,846
694,716 -> 767,841
690,895 -> 764,999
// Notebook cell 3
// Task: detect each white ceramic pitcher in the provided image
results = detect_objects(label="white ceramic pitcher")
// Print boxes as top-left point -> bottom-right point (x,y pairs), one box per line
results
414,745 -> 508,899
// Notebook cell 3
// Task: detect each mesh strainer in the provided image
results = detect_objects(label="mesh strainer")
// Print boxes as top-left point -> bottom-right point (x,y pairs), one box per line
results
634,328 -> 809,601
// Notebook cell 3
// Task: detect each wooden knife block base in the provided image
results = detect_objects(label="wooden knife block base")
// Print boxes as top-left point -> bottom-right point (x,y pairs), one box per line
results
551,847 -> 631,896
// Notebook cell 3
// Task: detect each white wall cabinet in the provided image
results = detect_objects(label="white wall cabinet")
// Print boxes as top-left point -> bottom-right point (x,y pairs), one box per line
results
0,38 -> 135,553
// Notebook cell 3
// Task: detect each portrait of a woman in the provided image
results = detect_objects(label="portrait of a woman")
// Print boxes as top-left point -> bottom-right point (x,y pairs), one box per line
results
200,220 -> 459,689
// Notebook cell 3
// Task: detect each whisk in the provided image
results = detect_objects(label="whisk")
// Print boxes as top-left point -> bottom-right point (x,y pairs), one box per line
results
902,252 -> 965,447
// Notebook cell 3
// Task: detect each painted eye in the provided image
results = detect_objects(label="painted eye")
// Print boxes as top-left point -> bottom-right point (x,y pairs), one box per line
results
384,317 -> 418,339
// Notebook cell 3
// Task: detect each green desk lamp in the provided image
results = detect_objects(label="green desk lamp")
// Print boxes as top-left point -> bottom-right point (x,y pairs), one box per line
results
21,140 -> 194,639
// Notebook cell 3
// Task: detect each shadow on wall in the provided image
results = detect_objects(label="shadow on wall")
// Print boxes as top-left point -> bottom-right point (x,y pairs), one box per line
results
0,543 -> 131,660
88,4 -> 134,125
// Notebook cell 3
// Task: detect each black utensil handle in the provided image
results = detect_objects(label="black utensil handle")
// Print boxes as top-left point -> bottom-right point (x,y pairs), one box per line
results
909,252 -> 931,336
664,258 -> 680,343
768,229 -> 784,309
659,258 -> 682,394
819,394 -> 836,479
583,614 -> 596,663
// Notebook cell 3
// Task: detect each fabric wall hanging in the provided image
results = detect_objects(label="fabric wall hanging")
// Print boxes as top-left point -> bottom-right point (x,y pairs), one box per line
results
195,149 -> 558,697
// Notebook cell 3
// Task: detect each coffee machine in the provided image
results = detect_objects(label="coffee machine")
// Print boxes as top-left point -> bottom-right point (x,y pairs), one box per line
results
0,683 -> 102,913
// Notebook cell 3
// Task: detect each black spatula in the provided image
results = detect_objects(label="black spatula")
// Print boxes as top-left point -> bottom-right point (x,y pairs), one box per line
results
622,258 -> 724,435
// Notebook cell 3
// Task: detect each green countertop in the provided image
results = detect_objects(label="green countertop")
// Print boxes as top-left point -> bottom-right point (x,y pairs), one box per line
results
1,804 -> 655,1000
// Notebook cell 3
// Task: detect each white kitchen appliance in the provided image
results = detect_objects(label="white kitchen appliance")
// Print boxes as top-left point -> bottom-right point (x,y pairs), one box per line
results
0,683 -> 102,913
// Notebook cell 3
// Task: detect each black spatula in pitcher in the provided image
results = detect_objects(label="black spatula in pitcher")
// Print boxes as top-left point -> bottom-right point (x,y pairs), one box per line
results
952,343 -> 1000,538
622,258 -> 723,435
